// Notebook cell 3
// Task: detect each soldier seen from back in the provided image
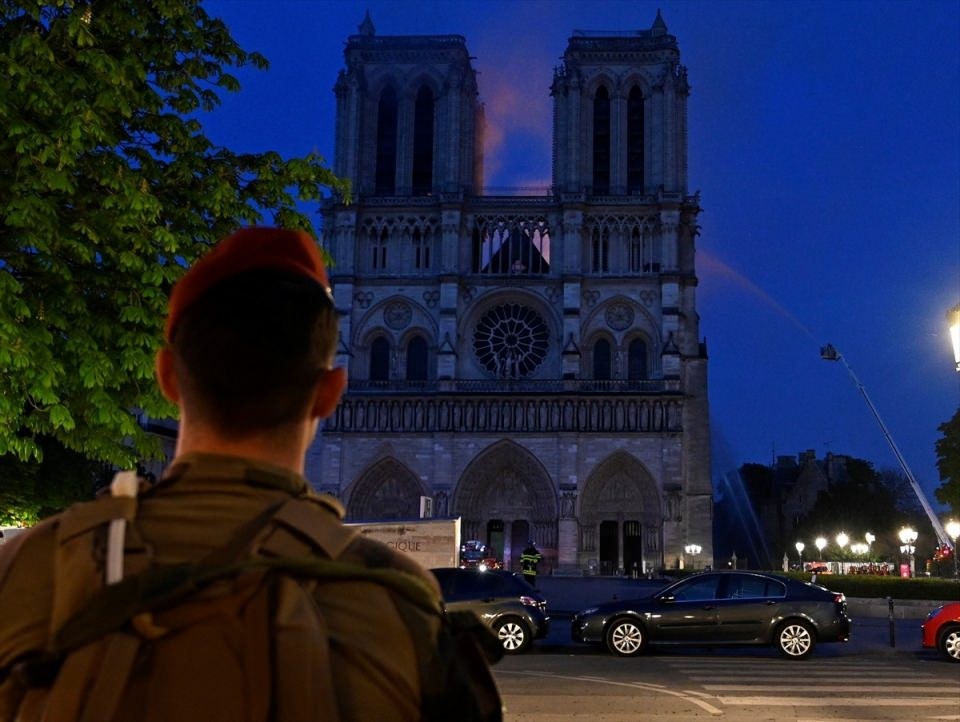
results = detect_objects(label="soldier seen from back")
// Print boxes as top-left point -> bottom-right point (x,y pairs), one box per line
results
0,228 -> 502,722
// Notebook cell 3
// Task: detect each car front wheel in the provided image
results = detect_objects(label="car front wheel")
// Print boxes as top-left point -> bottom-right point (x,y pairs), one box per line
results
938,625 -> 960,662
494,617 -> 531,654
776,620 -> 815,659
606,618 -> 646,656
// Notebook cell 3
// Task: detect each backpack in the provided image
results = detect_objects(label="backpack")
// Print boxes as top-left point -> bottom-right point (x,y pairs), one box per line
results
2,472 -> 503,722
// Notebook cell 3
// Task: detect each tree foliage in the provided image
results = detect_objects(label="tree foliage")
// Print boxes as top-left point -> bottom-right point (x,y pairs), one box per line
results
0,434 -> 108,525
731,455 -> 936,564
0,0 -> 349,467
934,406 -> 960,513
792,458 -> 933,561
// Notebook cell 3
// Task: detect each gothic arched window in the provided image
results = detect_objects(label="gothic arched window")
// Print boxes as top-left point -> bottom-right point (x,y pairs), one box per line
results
591,226 -> 609,273
627,86 -> 645,194
412,86 -> 434,195
629,227 -> 642,272
592,86 -> 610,195
371,227 -> 388,271
370,336 -> 391,381
628,338 -> 647,380
406,336 -> 428,381
593,338 -> 612,380
413,227 -> 430,270
375,86 -> 398,195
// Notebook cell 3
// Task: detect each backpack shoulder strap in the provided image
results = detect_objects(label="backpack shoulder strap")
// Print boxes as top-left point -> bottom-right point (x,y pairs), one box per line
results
51,472 -> 144,636
253,496 -> 359,561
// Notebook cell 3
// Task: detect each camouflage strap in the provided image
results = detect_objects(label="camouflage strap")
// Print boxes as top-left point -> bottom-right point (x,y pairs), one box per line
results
54,557 -> 442,657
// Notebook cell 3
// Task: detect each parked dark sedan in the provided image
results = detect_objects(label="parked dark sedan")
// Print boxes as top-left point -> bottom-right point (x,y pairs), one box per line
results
572,570 -> 850,659
432,567 -> 549,654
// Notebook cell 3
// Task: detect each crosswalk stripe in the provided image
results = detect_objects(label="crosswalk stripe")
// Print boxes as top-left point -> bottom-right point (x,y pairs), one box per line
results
659,655 -> 959,715
663,661 -> 923,672
702,684 -> 951,693
715,697 -> 959,707
686,670 -> 939,684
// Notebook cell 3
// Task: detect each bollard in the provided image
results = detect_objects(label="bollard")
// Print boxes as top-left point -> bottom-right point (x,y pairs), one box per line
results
886,596 -> 896,647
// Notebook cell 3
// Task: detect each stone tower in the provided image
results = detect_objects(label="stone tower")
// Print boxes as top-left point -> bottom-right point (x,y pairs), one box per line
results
310,10 -> 712,573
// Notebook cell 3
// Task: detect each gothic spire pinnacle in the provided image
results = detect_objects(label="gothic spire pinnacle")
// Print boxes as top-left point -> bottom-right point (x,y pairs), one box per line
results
358,10 -> 375,37
651,8 -> 667,36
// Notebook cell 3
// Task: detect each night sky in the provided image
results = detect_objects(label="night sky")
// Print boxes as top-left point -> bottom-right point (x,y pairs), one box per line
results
200,0 -> 960,527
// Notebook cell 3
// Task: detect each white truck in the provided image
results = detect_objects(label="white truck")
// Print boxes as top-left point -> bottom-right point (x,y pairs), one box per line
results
348,517 -> 461,570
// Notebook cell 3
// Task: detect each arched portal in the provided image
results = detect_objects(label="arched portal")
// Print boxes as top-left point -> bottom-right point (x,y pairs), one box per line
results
580,452 -> 662,574
454,440 -> 557,573
346,457 -> 424,521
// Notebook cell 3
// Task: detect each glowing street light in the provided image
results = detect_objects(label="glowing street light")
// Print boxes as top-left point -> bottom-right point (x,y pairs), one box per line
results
850,542 -> 869,556
795,541 -> 805,569
898,526 -> 918,577
684,543 -> 702,570
946,520 -> 960,578
836,531 -> 849,551
948,303 -> 960,372
815,536 -> 827,560
865,531 -> 876,546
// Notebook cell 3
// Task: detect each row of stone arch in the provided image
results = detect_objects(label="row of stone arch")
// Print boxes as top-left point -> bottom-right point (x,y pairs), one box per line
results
343,440 -> 663,533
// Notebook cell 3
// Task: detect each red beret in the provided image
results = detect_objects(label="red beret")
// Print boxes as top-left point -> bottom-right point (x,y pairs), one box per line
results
165,227 -> 330,342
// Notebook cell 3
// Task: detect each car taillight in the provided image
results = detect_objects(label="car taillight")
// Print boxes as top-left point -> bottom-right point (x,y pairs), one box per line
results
833,593 -> 846,605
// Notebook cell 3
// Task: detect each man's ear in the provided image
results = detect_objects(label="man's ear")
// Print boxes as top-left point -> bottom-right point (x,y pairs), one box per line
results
311,367 -> 347,419
155,347 -> 180,404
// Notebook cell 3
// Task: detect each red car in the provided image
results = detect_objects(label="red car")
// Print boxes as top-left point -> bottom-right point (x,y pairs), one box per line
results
921,602 -> 960,662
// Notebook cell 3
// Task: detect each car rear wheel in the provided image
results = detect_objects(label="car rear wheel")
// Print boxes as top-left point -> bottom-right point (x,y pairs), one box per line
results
776,620 -> 815,659
494,617 -> 531,654
938,625 -> 960,662
606,618 -> 646,657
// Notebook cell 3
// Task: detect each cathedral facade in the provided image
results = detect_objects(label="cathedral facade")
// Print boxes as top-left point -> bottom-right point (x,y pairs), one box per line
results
307,11 -> 712,574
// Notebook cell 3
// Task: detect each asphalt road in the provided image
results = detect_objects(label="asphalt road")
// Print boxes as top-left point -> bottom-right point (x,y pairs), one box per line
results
493,646 -> 960,722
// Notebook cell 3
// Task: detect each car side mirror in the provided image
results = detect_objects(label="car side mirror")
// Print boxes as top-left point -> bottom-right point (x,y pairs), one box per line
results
657,594 -> 675,604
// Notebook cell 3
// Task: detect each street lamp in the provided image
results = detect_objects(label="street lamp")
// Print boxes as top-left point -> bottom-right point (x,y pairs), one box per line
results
835,531 -> 849,551
795,541 -> 805,570
865,531 -> 876,546
815,536 -> 827,560
684,543 -> 702,570
946,520 -> 960,578
948,303 -> 960,372
898,526 -> 918,577
850,542 -> 869,556
835,532 -> 849,571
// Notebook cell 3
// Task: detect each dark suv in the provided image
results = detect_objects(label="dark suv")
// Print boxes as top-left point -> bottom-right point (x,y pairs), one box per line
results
432,568 -> 549,654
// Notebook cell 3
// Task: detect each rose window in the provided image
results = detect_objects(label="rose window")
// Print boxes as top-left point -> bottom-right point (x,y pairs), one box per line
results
473,303 -> 549,378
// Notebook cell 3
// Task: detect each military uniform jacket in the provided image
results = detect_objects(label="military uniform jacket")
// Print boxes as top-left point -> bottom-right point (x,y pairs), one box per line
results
0,453 -> 479,721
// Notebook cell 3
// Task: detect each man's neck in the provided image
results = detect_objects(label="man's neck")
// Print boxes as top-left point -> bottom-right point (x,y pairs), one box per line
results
172,424 -> 309,476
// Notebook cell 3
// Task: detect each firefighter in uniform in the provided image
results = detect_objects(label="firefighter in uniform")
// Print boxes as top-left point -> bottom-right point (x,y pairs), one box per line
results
520,540 -> 542,586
